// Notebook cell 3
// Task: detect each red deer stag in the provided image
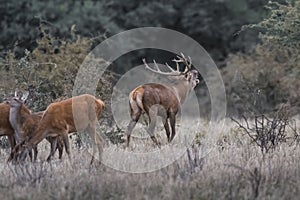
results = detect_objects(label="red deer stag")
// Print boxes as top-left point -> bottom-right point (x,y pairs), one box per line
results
7,91 -> 64,162
126,53 -> 199,147
14,94 -> 105,165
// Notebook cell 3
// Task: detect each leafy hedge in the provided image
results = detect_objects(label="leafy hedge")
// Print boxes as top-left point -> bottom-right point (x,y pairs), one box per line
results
223,1 -> 300,116
0,25 -> 114,112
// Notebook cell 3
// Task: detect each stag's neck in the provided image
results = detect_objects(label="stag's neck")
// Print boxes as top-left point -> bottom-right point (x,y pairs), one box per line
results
171,80 -> 192,104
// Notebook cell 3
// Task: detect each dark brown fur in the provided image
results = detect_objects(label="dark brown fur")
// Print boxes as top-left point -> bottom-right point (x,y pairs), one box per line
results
126,83 -> 180,146
126,64 -> 199,147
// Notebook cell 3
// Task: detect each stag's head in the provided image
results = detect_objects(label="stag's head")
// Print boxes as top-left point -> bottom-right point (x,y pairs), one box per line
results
143,53 -> 200,89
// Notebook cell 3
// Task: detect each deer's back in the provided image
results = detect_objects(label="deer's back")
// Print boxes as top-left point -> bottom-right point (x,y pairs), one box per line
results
142,83 -> 180,113
39,94 -> 104,132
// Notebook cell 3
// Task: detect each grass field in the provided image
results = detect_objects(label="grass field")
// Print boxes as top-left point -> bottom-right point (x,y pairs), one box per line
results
0,118 -> 300,200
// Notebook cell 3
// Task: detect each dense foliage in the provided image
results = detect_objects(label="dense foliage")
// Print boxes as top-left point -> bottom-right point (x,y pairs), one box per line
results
0,0 -> 298,116
223,1 -> 300,116
0,26 -> 113,112
0,0 -> 282,63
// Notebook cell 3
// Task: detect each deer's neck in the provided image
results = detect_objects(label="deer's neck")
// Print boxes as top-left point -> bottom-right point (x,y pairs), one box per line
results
9,106 -> 23,142
171,80 -> 192,104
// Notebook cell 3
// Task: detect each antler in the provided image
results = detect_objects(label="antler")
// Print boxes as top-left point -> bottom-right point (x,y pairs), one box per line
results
143,58 -> 185,76
172,53 -> 192,74
143,53 -> 192,76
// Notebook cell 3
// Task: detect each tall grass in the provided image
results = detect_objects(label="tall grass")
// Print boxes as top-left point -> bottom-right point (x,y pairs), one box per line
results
0,118 -> 300,200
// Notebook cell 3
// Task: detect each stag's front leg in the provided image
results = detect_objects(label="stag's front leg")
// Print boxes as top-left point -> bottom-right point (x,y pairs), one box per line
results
161,111 -> 170,141
163,118 -> 171,142
169,112 -> 176,142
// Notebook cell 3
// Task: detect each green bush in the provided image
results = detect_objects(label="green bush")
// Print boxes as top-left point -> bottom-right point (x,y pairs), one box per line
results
0,25 -> 114,112
223,1 -> 300,116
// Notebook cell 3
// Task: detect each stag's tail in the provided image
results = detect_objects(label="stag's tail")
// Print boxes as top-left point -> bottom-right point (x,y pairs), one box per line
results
129,86 -> 145,115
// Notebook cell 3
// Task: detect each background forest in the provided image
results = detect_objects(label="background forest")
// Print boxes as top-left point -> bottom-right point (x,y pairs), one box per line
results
0,0 -> 299,117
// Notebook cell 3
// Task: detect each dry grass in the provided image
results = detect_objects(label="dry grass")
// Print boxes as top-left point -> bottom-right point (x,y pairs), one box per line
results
0,118 -> 300,200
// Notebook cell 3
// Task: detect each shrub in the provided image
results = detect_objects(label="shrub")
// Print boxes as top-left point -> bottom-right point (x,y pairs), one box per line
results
224,1 -> 300,116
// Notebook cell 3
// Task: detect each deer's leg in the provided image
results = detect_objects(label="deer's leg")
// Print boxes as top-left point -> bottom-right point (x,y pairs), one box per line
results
126,111 -> 141,147
163,117 -> 171,141
169,112 -> 176,142
28,149 -> 33,162
57,137 -> 64,160
8,134 -> 16,152
7,135 -> 16,162
147,106 -> 160,146
47,137 -> 58,162
33,146 -> 38,162
160,111 -> 170,141
95,132 -> 103,163
88,124 -> 103,165
20,143 -> 33,163
62,133 -> 71,161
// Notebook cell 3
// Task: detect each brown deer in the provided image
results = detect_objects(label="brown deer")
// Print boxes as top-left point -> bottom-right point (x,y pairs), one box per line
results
13,94 -> 105,165
126,53 -> 199,147
0,102 -> 16,159
6,91 -> 64,162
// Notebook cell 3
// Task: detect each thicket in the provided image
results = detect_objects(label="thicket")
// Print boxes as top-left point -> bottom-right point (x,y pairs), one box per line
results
0,25 -> 114,112
1,0 -> 299,118
0,0 -> 283,64
223,1 -> 300,116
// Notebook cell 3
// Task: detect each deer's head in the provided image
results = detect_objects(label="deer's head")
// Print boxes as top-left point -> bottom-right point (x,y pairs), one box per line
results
143,53 -> 200,89
5,90 -> 29,108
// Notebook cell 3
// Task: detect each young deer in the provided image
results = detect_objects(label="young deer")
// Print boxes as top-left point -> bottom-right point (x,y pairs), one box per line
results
0,102 -> 16,159
126,54 -> 199,147
7,91 -> 64,162
13,94 -> 105,165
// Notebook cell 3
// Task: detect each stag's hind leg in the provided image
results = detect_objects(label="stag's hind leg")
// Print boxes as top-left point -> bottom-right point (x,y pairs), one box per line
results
160,110 -> 170,142
126,110 -> 142,147
163,118 -> 171,142
147,106 -> 160,146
